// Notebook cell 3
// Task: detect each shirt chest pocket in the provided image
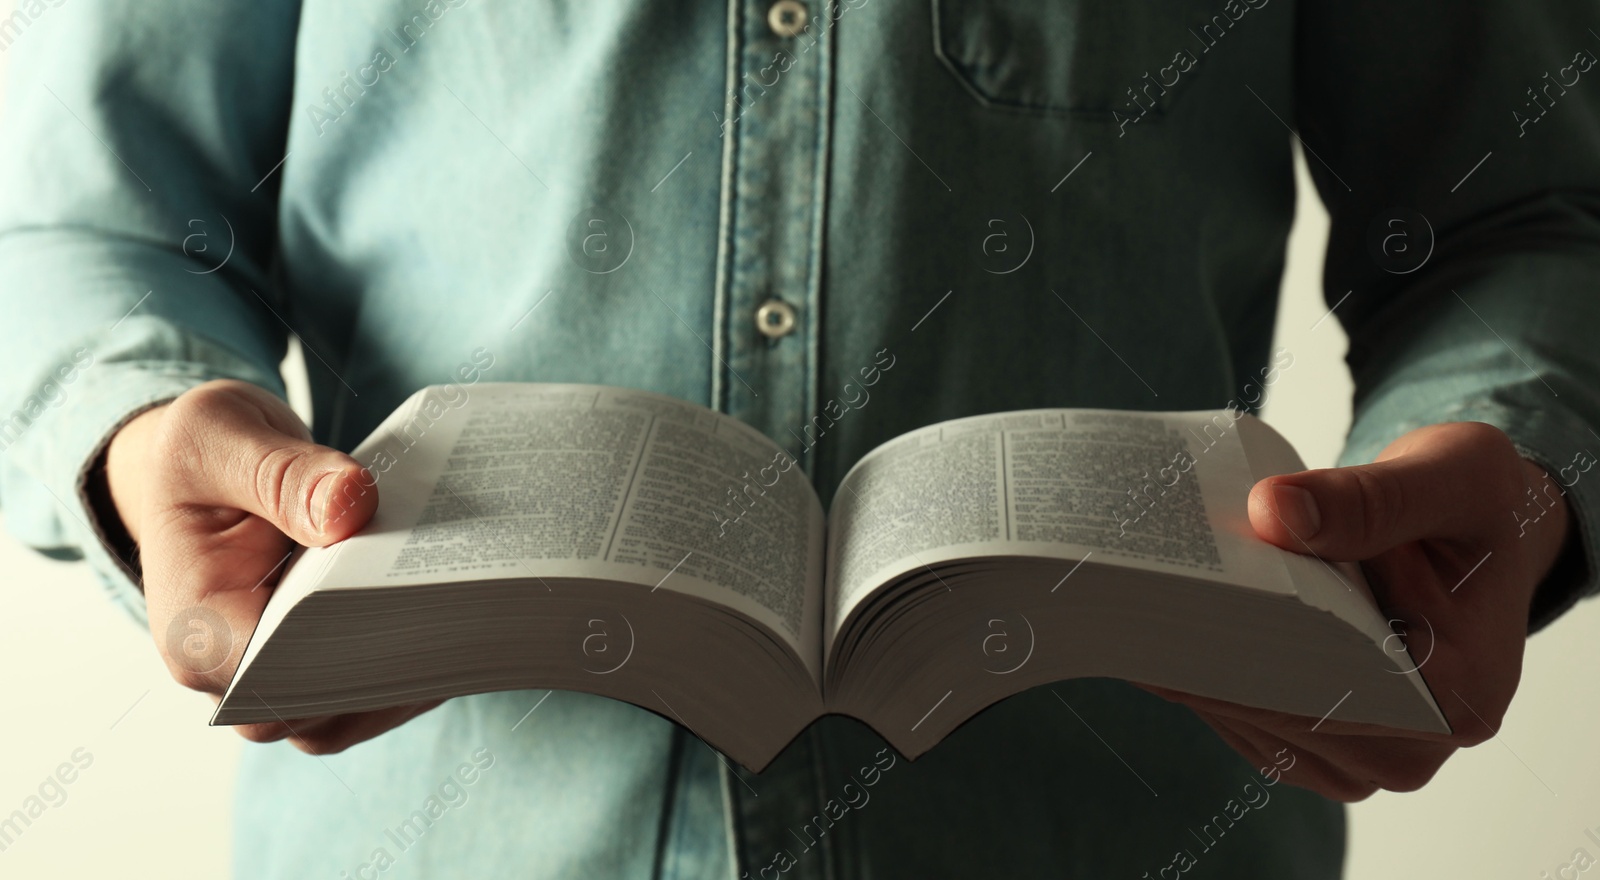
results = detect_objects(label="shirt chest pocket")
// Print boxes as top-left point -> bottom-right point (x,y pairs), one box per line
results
932,0 -> 1224,120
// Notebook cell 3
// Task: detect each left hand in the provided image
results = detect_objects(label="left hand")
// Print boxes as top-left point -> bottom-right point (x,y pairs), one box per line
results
1138,421 -> 1574,801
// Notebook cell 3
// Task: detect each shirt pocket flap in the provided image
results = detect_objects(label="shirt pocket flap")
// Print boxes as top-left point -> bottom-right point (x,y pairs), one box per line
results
932,0 -> 1221,120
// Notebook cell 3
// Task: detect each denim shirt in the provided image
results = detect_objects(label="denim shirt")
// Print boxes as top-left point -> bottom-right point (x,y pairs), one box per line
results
4,0 -> 1600,877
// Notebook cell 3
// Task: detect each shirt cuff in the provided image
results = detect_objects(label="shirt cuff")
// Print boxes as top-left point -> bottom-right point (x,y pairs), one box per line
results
0,330 -> 286,630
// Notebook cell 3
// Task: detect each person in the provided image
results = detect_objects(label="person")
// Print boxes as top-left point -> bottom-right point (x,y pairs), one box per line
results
1,0 -> 1595,876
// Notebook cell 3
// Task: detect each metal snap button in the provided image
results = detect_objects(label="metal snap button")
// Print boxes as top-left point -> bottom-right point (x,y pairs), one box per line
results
767,0 -> 808,38
755,298 -> 798,338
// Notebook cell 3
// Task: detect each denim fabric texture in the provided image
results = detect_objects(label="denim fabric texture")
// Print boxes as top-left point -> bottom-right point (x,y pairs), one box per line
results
3,0 -> 1599,876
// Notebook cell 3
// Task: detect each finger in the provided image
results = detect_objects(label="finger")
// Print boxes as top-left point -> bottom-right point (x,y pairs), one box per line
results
1186,705 -> 1271,769
282,701 -> 446,755
234,722 -> 297,744
1134,682 -> 1452,743
204,694 -> 295,744
1248,422 -> 1521,561
1142,684 -> 1455,792
1215,708 -> 1453,797
1196,711 -> 1382,802
157,381 -> 379,547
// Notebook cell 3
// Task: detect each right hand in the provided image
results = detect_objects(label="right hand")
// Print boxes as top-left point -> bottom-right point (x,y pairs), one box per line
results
107,379 -> 442,753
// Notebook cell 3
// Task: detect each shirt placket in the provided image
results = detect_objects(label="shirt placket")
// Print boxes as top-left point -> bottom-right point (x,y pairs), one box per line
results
714,0 -> 829,455
711,0 -> 835,879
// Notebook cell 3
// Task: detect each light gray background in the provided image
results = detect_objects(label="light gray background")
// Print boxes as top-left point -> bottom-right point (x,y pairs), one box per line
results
3,20 -> 1598,878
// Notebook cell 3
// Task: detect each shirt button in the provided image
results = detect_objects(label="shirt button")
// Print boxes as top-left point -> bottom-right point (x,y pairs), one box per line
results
767,0 -> 808,38
755,298 -> 798,339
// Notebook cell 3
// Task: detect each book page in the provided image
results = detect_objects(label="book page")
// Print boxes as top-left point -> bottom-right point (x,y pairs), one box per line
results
825,408 -> 1294,641
256,384 -> 825,672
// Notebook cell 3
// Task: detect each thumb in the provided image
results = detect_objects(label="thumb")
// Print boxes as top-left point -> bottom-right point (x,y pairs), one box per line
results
1247,423 -> 1517,561
161,382 -> 379,547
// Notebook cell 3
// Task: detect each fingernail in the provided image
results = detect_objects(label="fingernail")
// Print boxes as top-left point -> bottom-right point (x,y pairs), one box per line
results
309,472 -> 338,535
1273,484 -> 1321,538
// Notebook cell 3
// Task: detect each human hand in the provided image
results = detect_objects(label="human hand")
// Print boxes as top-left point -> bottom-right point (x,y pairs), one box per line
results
1138,421 -> 1574,801
107,379 -> 441,753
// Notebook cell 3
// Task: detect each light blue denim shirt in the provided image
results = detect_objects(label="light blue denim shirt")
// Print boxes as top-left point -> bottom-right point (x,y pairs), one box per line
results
4,0 -> 1600,877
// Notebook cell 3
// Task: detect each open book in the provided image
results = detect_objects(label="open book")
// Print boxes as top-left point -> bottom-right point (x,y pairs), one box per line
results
214,383 -> 1448,771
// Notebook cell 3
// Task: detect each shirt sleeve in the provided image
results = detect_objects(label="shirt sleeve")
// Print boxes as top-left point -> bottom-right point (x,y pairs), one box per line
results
1295,0 -> 1600,633
0,0 -> 304,628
